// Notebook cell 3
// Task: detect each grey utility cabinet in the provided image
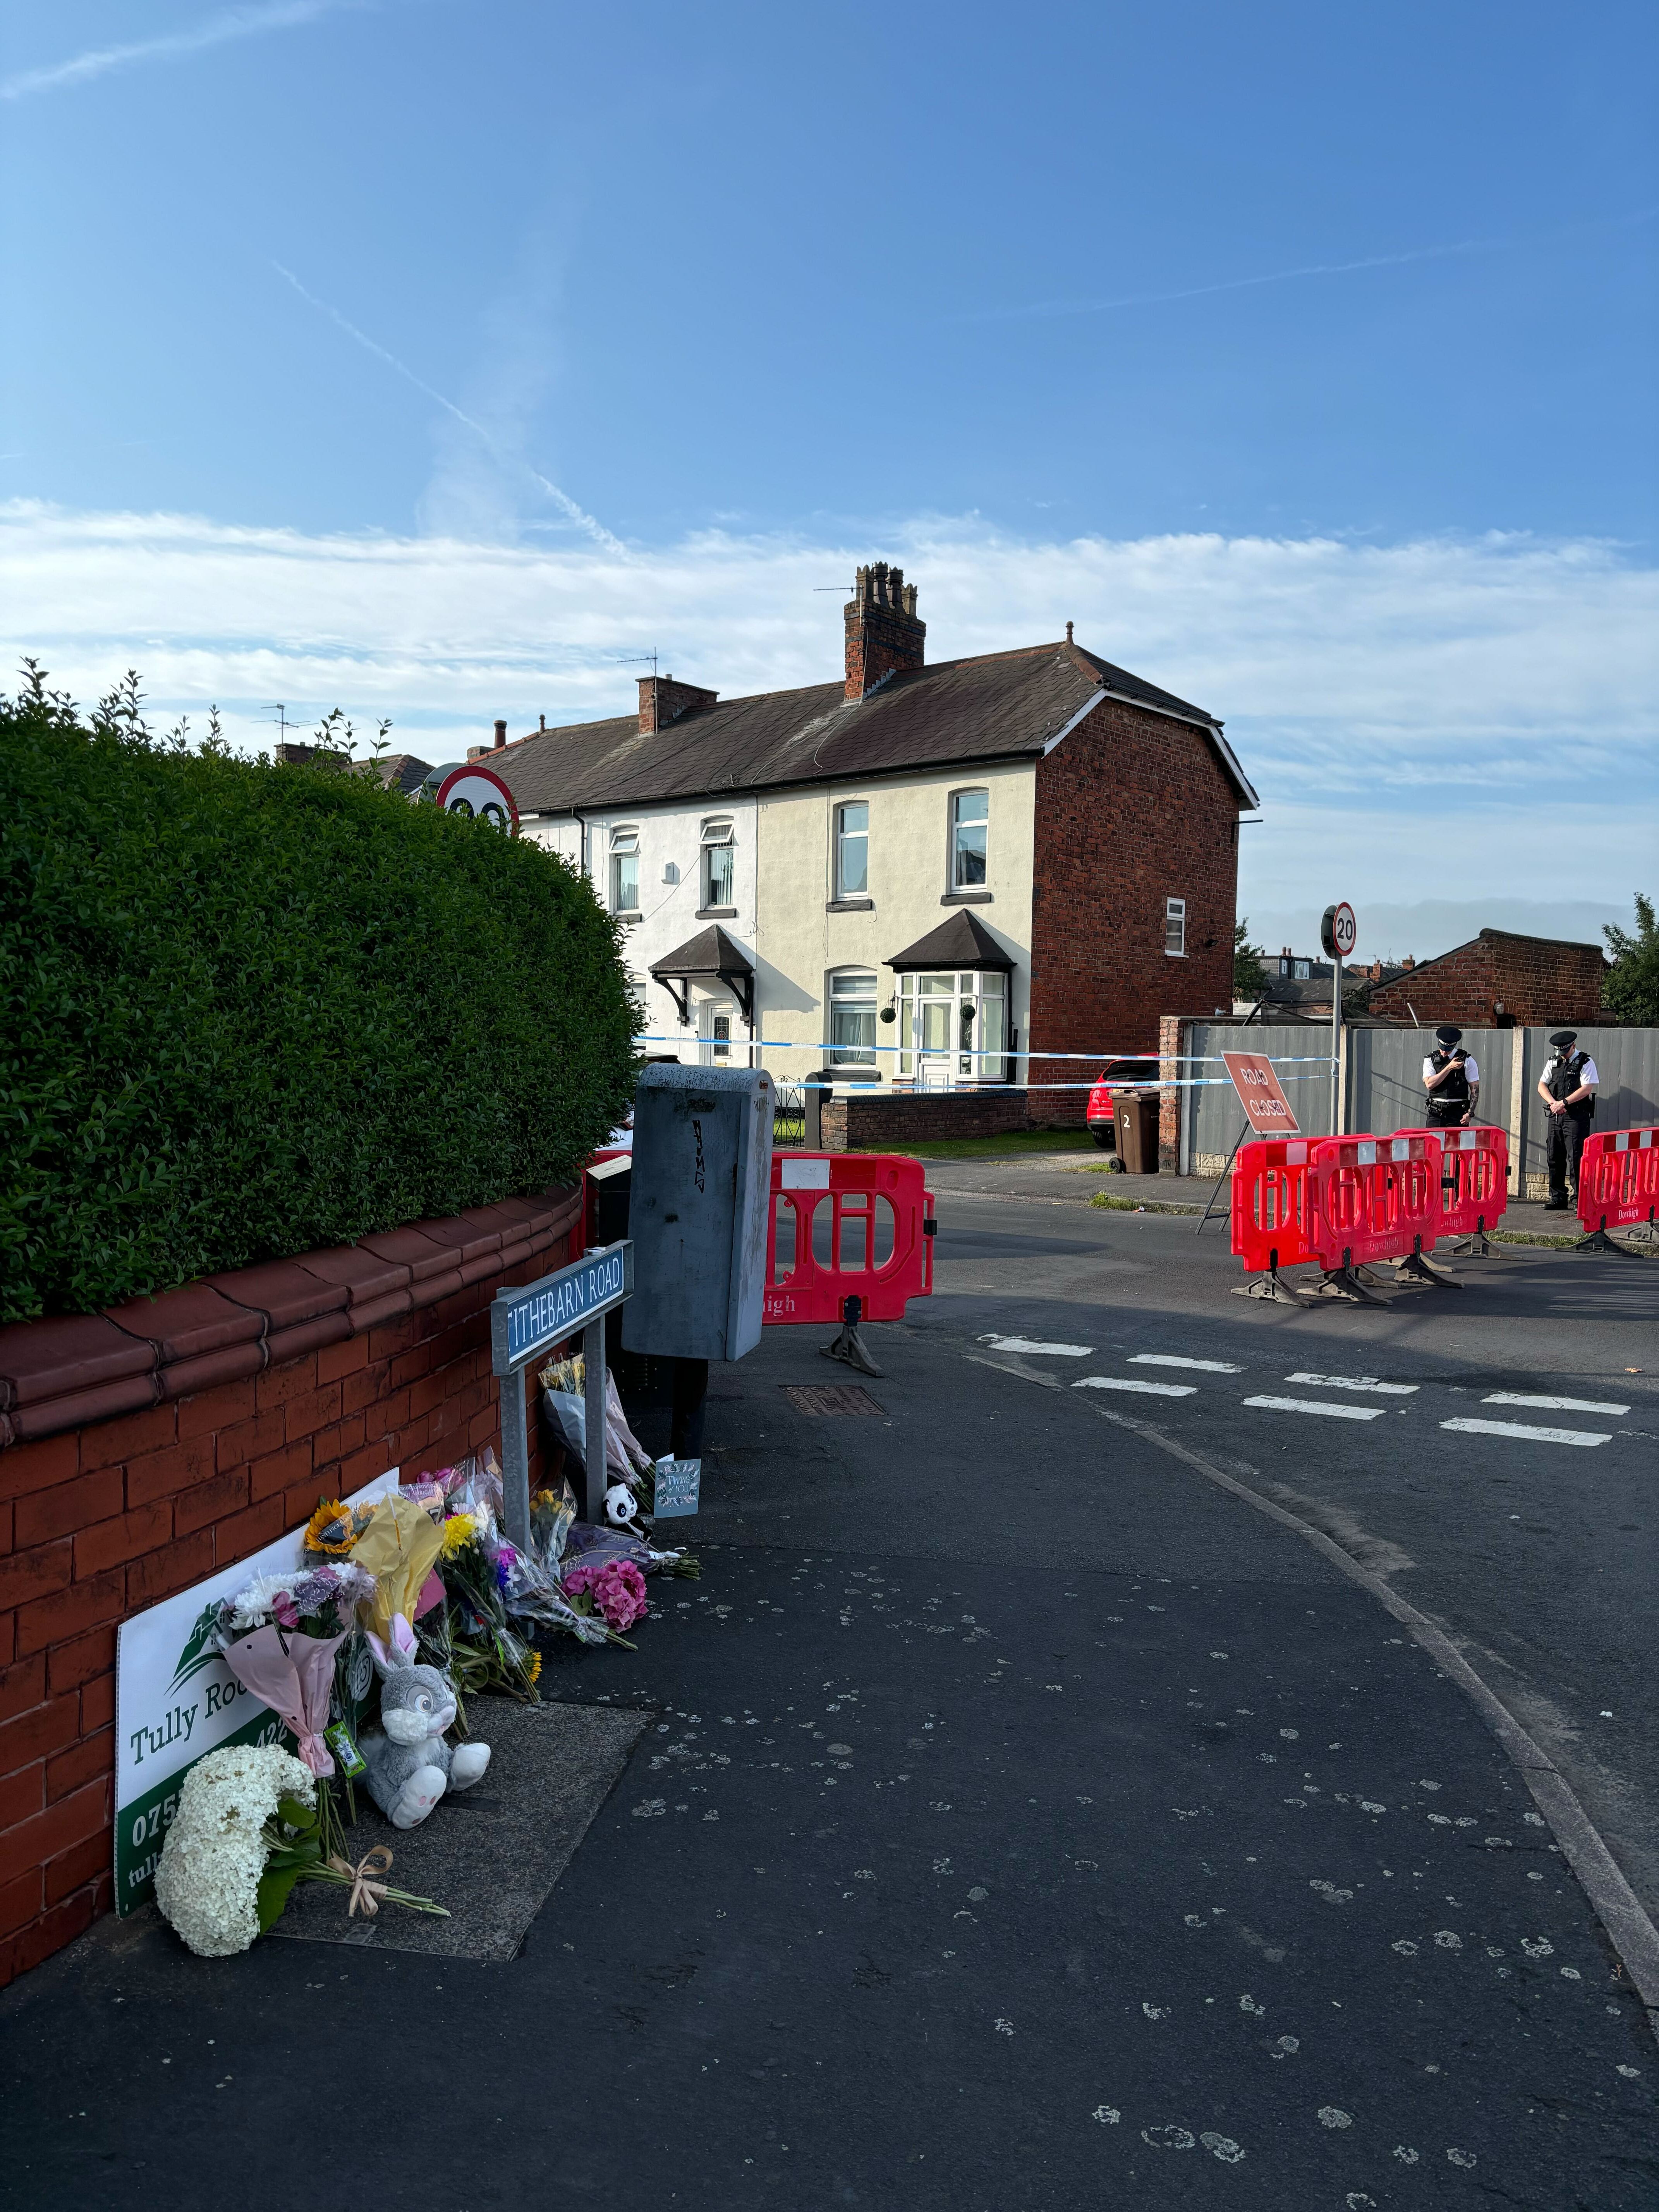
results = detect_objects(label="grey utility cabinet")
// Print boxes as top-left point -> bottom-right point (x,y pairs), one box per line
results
621,1064 -> 774,1362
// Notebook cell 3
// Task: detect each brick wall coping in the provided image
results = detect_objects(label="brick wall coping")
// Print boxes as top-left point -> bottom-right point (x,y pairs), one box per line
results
0,1188 -> 583,1450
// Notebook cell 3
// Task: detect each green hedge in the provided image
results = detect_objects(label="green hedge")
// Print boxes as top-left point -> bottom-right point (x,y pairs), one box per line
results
0,704 -> 637,1322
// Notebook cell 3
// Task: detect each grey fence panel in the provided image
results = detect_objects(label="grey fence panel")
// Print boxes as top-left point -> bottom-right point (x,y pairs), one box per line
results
1349,1027 -> 1514,1146
1510,1026 -> 1659,1197
1183,1024 -> 1338,1169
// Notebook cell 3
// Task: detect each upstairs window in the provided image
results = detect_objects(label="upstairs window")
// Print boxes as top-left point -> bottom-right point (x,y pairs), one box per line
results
1164,896 -> 1186,957
951,789 -> 988,888
609,826 -> 640,915
835,801 -> 869,899
701,817 -> 735,909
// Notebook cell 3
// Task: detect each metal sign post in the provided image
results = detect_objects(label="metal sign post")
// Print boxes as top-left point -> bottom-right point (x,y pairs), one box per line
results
489,1241 -> 634,1543
1321,903 -> 1357,1139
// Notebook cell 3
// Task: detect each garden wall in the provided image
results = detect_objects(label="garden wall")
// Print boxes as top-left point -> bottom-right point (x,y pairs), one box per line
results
0,1186 -> 582,1989
820,1089 -> 1029,1150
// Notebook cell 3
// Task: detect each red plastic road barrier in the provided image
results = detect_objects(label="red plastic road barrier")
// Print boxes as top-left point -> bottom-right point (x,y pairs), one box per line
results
1231,1138 -> 1317,1275
1398,1125 -> 1509,1241
1577,1127 -> 1659,1239
764,1153 -> 935,1324
1309,1133 -> 1441,1272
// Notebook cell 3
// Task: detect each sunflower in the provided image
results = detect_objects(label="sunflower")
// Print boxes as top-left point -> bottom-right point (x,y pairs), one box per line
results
304,1499 -> 358,1556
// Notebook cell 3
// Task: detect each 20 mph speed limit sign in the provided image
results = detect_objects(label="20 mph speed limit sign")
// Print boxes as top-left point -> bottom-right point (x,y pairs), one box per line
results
1321,902 -> 1357,960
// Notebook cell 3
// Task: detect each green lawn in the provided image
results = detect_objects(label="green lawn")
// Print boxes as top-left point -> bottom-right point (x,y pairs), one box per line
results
847,1128 -> 1107,1161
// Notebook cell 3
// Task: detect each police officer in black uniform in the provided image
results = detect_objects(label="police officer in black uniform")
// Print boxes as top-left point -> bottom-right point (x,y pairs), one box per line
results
1537,1028 -> 1599,1211
1422,1024 -> 1479,1128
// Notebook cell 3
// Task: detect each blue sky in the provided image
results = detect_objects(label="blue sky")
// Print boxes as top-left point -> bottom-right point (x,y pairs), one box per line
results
2,0 -> 1655,959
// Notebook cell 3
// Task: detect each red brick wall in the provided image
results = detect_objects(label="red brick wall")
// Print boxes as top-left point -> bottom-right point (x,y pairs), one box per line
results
1029,696 -> 1241,1123
0,1195 -> 579,1989
1367,931 -> 1606,1029
821,1089 -> 1029,1150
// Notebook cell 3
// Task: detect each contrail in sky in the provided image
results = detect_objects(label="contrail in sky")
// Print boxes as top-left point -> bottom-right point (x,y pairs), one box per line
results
0,1 -> 362,101
960,205 -> 1659,324
274,263 -> 625,555
959,238 -> 1498,323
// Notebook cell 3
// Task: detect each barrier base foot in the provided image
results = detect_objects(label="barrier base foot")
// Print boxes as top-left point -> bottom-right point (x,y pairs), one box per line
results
822,1321 -> 884,1377
1573,1226 -> 1640,1257
1449,1230 -> 1507,1257
1232,1270 -> 1302,1304
1310,1266 -> 1387,1306
1393,1250 -> 1461,1289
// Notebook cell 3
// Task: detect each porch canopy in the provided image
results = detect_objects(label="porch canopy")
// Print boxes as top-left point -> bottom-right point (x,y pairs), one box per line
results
884,908 -> 1013,974
651,922 -> 755,1025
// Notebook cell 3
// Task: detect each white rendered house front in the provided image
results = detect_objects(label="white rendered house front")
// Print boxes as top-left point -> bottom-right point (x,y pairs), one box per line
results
519,797 -> 760,1067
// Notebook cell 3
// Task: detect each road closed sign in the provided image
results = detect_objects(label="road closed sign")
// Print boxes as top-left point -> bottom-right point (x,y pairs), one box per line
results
1222,1051 -> 1301,1137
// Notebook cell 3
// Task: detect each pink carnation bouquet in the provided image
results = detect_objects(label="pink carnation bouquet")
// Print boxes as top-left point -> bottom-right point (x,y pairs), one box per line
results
562,1558 -> 647,1633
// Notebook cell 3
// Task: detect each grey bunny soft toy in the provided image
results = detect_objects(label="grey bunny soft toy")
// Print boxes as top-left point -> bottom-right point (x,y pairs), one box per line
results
361,1614 -> 490,1829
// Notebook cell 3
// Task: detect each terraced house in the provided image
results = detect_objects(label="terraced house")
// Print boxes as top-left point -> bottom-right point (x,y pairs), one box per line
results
494,566 -> 1258,1125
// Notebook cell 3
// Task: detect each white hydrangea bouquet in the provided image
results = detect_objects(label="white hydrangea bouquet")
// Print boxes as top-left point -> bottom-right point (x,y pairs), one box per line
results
155,1743 -> 447,1957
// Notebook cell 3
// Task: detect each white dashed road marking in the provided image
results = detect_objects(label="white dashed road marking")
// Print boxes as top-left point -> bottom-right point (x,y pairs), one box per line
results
1131,1355 -> 1243,1373
1073,1377 -> 1199,1398
1442,1417 -> 1611,1448
1285,1372 -> 1418,1395
980,1336 -> 1093,1356
1482,1392 -> 1630,1416
1242,1396 -> 1387,1422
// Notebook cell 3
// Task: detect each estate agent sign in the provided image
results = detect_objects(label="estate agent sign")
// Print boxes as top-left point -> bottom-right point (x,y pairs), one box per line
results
114,1470 -> 397,1914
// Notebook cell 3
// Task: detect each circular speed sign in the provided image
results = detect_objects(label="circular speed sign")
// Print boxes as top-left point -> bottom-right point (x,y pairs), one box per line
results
1321,901 -> 1357,960
433,762 -> 519,834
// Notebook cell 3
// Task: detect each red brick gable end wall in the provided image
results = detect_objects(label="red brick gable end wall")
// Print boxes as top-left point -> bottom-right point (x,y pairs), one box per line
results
1028,696 -> 1240,1123
1365,931 -> 1606,1029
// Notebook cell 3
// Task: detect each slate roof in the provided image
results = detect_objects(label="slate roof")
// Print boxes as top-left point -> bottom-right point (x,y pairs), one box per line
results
372,753 -> 434,797
886,909 -> 1014,971
493,639 -> 1256,816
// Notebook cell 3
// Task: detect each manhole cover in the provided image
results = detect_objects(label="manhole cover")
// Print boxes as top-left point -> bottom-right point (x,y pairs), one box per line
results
784,1384 -> 886,1417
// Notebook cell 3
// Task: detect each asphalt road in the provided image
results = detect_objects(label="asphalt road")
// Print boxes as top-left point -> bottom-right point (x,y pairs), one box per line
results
3,1181 -> 1654,2210
912,1178 -> 1659,1916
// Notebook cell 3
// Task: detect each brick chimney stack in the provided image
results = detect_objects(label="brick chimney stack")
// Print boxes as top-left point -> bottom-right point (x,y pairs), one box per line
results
637,673 -> 719,734
844,562 -> 925,702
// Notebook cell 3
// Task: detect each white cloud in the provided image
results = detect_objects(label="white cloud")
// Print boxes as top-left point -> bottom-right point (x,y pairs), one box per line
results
2,500 -> 1653,914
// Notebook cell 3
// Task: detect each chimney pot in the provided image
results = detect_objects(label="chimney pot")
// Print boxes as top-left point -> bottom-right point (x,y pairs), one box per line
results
1065,620 -> 1074,644
539,714 -> 546,732
493,719 -> 507,750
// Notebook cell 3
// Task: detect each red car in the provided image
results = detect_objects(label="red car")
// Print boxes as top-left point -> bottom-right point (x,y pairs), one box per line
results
1085,1058 -> 1159,1149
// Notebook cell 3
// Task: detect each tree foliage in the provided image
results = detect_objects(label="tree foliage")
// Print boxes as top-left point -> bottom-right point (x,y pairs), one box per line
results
1233,919 -> 1267,1003
1602,893 -> 1659,1025
0,673 -> 636,1322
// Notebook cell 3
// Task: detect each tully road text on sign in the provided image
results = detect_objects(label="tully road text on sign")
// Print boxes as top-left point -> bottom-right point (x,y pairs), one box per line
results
491,1242 -> 634,1375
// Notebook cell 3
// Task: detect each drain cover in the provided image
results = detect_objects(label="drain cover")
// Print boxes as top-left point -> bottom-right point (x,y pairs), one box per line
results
784,1384 -> 886,1417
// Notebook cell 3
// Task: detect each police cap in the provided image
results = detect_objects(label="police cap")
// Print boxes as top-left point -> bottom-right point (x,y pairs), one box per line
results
1549,1029 -> 1578,1047
1434,1025 -> 1462,1045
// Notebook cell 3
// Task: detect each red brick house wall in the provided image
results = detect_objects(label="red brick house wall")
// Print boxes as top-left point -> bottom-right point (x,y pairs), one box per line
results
1365,931 -> 1606,1029
821,1089 -> 1029,1150
0,1189 -> 579,1989
1028,695 -> 1241,1124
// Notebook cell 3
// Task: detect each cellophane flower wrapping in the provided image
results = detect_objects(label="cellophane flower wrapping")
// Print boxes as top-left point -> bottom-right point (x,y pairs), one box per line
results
409,1454 -> 544,1701
153,1744 -> 316,1957
562,1557 -> 647,1632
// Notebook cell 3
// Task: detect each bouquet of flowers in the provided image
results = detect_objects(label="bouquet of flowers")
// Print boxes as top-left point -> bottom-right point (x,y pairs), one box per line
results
213,1561 -> 376,1780
154,1743 -> 445,1957
410,1458 -> 544,1705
